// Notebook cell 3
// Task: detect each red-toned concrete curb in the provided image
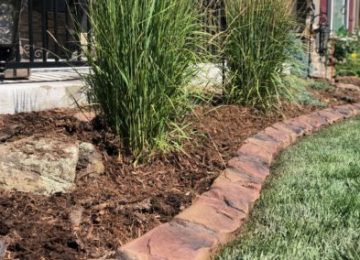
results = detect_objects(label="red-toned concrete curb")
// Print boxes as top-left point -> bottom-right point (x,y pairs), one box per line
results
117,104 -> 360,260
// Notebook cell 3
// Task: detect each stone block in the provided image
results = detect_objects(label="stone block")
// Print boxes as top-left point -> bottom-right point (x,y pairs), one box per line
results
228,156 -> 270,181
119,221 -> 218,260
176,194 -> 247,243
263,127 -> 293,147
237,143 -> 274,166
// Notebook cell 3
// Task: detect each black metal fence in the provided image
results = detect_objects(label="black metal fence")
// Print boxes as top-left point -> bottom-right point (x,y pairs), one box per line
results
5,0 -> 90,69
3,0 -> 226,71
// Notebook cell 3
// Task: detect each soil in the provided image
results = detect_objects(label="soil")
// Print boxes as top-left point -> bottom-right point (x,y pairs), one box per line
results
0,85 -> 359,259
335,75 -> 360,86
314,84 -> 360,104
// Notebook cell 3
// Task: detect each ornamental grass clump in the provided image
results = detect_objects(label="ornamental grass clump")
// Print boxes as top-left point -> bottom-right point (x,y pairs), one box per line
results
86,0 -> 203,158
224,0 -> 296,110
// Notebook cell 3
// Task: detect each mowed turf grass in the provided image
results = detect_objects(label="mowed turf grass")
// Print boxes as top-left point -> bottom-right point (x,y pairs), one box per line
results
217,117 -> 360,260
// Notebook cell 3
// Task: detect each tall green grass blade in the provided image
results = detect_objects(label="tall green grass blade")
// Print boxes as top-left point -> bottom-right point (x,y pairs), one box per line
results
85,0 -> 206,159
224,0 -> 297,110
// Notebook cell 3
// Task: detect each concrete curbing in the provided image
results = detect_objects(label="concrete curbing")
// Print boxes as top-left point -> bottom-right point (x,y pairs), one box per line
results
117,103 -> 360,260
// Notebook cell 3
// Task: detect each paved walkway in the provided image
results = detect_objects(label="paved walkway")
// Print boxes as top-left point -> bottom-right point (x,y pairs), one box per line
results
0,64 -> 221,114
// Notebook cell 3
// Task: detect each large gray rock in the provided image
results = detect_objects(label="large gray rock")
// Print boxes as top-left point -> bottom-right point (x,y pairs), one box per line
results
0,137 -> 79,195
0,137 -> 104,195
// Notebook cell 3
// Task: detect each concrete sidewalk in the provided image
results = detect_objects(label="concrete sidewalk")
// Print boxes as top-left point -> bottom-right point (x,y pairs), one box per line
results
0,64 -> 223,115
0,68 -> 89,114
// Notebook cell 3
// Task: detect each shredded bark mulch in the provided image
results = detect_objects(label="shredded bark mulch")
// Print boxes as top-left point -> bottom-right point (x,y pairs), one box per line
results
0,86 -> 358,259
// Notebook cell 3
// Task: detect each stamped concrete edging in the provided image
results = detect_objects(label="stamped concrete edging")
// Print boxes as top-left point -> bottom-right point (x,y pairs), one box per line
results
117,103 -> 360,260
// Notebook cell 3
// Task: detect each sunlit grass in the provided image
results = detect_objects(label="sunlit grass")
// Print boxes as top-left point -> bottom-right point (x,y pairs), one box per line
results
218,117 -> 360,259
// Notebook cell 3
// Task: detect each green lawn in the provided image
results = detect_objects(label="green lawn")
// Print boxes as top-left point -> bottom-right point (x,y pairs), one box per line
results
217,117 -> 360,260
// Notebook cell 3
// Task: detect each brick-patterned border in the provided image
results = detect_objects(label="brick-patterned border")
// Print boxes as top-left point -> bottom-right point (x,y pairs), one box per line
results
117,104 -> 360,260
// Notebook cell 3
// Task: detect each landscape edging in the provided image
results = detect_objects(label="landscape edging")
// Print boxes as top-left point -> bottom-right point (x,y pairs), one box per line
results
118,103 -> 360,260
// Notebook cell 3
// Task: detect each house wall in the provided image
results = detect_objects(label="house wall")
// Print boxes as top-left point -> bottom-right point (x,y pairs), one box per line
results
306,0 -> 360,80
354,0 -> 360,30
323,0 -> 359,34
349,0 -> 354,32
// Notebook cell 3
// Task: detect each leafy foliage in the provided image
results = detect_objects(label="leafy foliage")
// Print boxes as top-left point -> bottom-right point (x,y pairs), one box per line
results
284,76 -> 326,107
287,35 -> 309,78
334,38 -> 360,62
335,37 -> 360,77
308,80 -> 333,91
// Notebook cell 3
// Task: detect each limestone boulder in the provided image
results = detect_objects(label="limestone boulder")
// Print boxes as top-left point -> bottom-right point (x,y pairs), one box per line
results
0,136 -> 104,195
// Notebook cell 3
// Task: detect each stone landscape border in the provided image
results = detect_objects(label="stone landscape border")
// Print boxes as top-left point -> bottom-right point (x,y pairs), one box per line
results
117,103 -> 360,260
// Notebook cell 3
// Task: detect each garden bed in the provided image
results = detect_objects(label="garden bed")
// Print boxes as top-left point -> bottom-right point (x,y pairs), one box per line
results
0,86 -> 359,259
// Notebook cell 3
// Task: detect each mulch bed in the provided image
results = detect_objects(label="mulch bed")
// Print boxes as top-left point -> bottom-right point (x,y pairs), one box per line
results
0,86 -> 358,259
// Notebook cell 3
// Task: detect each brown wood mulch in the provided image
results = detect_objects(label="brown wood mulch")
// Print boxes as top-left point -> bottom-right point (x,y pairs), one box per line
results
0,86 -> 358,259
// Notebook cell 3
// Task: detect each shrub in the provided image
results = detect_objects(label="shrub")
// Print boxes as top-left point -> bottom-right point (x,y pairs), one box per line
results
335,37 -> 360,77
334,38 -> 360,62
86,0 -> 203,159
309,80 -> 332,91
284,76 -> 326,108
287,35 -> 309,78
336,56 -> 360,77
224,0 -> 296,110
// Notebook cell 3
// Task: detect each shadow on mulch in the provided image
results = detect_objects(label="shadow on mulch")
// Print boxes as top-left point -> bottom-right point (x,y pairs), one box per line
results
0,86 -> 357,259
